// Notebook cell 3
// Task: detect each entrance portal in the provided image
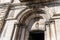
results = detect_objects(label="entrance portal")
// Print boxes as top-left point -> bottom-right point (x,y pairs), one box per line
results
28,31 -> 44,40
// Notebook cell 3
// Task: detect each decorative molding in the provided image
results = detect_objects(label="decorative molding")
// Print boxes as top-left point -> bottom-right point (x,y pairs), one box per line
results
1,1 -> 60,9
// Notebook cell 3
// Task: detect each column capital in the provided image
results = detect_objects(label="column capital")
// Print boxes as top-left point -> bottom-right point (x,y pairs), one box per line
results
18,22 -> 26,28
45,19 -> 55,25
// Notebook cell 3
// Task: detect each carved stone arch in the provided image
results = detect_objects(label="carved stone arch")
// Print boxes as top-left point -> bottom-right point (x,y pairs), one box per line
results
25,13 -> 43,26
16,8 -> 32,22
16,8 -> 49,25
15,8 -> 52,40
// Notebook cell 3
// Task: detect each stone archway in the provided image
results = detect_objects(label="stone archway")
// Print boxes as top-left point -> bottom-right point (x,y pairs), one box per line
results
17,8 -> 49,26
16,8 -> 48,40
1,7 -> 57,40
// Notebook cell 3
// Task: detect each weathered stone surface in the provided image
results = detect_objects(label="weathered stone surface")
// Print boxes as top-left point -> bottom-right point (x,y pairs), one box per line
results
20,0 -> 53,2
0,8 -> 9,32
0,0 -> 60,40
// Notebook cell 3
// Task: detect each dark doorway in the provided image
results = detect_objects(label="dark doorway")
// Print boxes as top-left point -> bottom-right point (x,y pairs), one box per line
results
28,31 -> 44,40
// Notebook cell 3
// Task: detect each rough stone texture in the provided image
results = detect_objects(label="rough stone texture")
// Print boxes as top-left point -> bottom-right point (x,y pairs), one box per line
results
0,8 -> 8,31
0,0 -> 60,40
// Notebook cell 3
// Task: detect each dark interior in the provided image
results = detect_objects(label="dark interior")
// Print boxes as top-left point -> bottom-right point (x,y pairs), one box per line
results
28,31 -> 44,40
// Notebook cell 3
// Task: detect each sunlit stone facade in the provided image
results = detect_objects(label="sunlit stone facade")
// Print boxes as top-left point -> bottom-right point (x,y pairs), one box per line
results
0,0 -> 60,40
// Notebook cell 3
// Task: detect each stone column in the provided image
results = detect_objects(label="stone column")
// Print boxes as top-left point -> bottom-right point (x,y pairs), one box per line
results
13,25 -> 21,40
1,20 -> 17,40
12,24 -> 19,40
20,26 -> 26,40
45,25 -> 50,40
18,26 -> 22,40
25,28 -> 29,40
50,22 -> 56,40
12,25 -> 26,40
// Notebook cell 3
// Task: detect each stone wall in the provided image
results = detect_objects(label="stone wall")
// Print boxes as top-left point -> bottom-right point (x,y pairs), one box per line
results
0,0 -> 60,40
